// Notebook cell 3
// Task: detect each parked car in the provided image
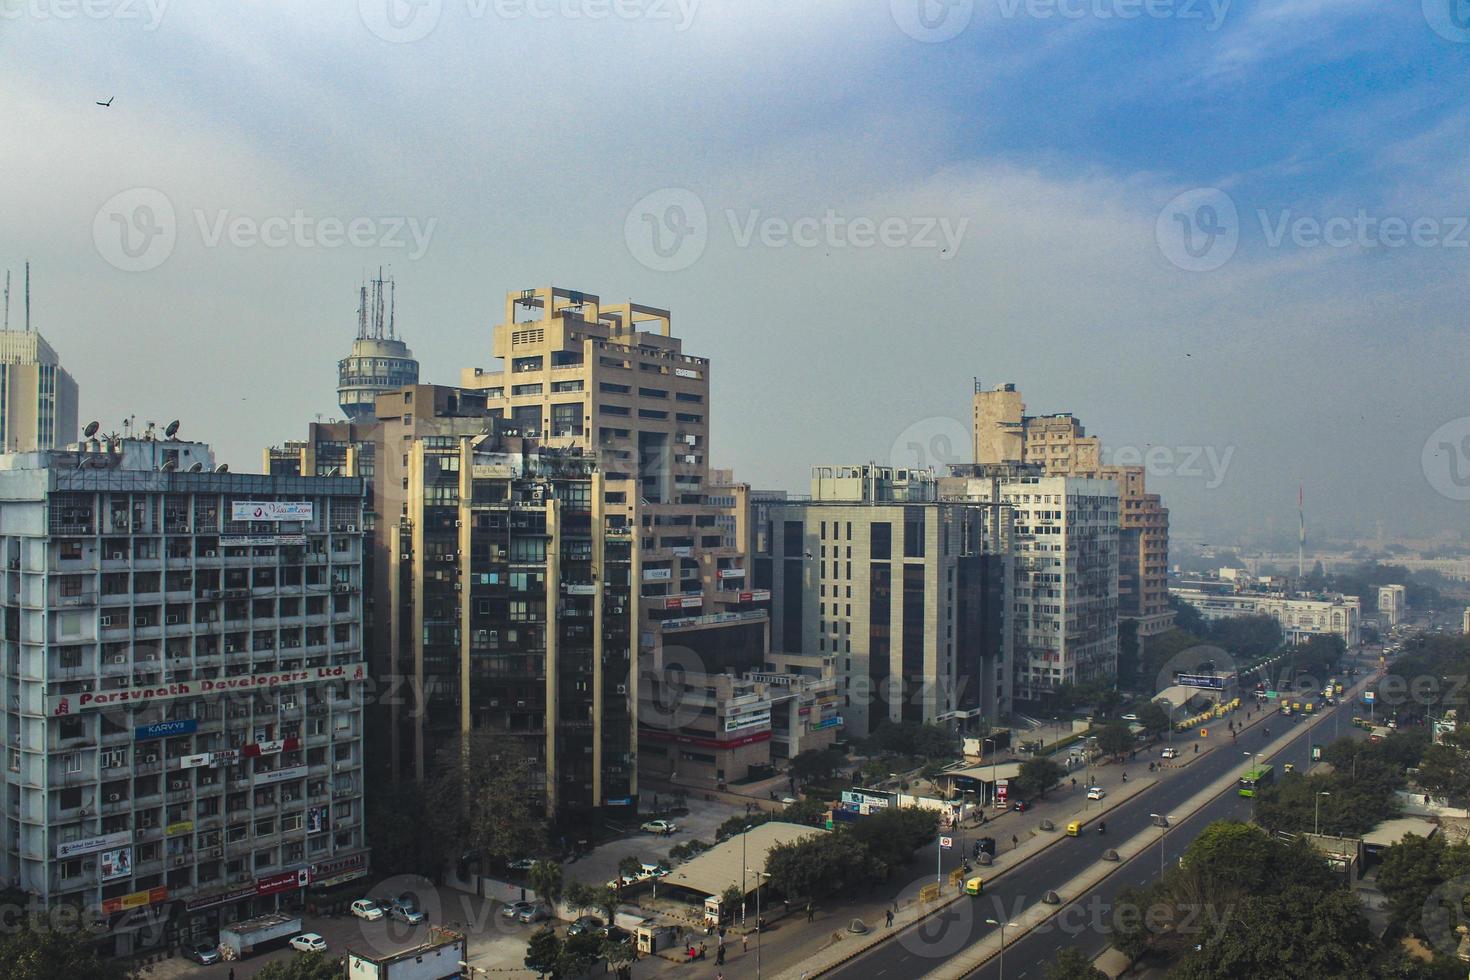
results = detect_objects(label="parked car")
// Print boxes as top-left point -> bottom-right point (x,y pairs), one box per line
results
182,940 -> 220,965
603,925 -> 633,946
388,901 -> 425,925
290,933 -> 328,953
517,903 -> 549,924
351,899 -> 385,921
640,862 -> 669,878
1160,747 -> 1178,759
568,915 -> 605,936
502,901 -> 536,920
1121,713 -> 1139,722
506,857 -> 536,871
1087,786 -> 1105,800
641,819 -> 678,835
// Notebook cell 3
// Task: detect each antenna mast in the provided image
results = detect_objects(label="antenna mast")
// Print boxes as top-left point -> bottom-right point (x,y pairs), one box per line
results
357,279 -> 368,340
24,261 -> 30,333
1298,482 -> 1305,583
3,270 -> 9,331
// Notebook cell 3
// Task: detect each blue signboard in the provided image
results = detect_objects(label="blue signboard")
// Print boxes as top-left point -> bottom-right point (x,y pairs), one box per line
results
135,720 -> 197,740
1177,673 -> 1225,691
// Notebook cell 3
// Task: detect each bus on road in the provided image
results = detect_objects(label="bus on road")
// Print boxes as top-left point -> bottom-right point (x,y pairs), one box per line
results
1239,764 -> 1275,797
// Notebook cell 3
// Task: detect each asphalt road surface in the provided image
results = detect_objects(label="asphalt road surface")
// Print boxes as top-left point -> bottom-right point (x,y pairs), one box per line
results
828,653 -> 1379,980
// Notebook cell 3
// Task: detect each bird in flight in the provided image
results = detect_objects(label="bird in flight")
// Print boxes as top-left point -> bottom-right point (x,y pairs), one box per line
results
96,97 -> 113,107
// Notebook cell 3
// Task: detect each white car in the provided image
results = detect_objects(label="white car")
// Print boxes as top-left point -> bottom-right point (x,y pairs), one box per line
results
1160,747 -> 1178,759
351,899 -> 385,921
1120,713 -> 1139,722
290,933 -> 328,953
640,819 -> 677,835
1087,786 -> 1105,800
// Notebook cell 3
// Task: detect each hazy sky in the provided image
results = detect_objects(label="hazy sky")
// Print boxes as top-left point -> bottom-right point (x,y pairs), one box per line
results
4,0 -> 1468,543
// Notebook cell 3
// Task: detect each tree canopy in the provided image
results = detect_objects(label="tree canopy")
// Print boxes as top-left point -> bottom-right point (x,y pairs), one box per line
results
1012,757 -> 1065,800
0,923 -> 136,980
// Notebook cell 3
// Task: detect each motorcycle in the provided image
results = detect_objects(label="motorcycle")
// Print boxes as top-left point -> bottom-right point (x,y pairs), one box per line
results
1098,822 -> 1106,835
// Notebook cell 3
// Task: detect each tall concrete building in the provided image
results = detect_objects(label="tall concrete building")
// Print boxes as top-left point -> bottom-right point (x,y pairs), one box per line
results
336,273 -> 419,422
973,383 -> 1172,638
1377,584 -> 1407,627
943,467 -> 1119,701
270,386 -> 638,826
758,465 -> 1012,737
0,329 -> 79,453
0,435 -> 369,956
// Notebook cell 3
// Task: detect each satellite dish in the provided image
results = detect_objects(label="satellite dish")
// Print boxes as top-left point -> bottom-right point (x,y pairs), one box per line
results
83,420 -> 100,439
160,459 -> 177,472
165,420 -> 180,439
215,463 -> 229,473
187,461 -> 204,473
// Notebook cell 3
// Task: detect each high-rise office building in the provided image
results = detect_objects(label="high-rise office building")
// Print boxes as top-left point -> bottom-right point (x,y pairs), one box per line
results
337,273 -> 419,422
0,434 -> 368,956
270,385 -> 637,825
973,383 -> 1172,638
0,329 -> 79,453
758,465 -> 1012,737
943,467 -> 1119,701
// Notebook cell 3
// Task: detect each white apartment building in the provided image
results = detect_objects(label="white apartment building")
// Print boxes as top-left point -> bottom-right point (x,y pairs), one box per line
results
0,436 -> 368,957
943,470 -> 1119,702
1170,587 -> 1361,647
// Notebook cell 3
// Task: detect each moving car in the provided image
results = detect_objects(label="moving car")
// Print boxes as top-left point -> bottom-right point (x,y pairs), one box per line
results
1160,747 -> 1178,759
1087,786 -> 1105,800
965,875 -> 984,895
517,904 -> 548,924
502,901 -> 536,920
351,899 -> 385,921
640,819 -> 677,835
182,940 -> 220,965
290,933 -> 328,953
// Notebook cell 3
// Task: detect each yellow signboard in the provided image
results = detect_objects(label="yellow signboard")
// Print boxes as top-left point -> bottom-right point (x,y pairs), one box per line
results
166,821 -> 195,836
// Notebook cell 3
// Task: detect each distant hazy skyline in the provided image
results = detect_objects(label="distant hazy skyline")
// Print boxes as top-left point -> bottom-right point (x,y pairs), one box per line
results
4,0 -> 1468,542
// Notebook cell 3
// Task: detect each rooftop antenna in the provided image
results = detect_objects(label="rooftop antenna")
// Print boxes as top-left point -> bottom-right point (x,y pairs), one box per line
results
3,270 -> 9,331
24,261 -> 30,333
388,272 -> 395,341
1298,481 -> 1305,584
357,277 -> 368,340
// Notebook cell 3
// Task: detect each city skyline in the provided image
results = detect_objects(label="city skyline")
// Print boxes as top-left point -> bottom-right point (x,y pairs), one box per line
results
5,2 -> 1468,545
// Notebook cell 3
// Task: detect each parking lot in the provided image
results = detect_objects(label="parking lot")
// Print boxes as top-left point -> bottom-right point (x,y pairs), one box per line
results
150,796 -> 750,978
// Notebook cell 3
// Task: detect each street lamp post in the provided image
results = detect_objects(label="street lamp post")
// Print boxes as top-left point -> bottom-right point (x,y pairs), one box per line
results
985,918 -> 1012,980
1315,791 -> 1331,836
740,825 -> 750,929
1150,813 -> 1175,876
746,867 -> 770,980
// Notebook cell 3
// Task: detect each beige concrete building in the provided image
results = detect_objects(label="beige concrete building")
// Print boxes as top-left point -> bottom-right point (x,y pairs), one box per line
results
0,330 -> 78,453
758,465 -> 1012,737
943,467 -> 1118,700
973,382 -> 1172,638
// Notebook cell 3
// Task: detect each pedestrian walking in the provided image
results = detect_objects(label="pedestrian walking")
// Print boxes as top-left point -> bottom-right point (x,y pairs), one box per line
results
1011,834 -> 1018,850
886,909 -> 894,927
742,934 -> 749,953
717,945 -> 726,965
806,902 -> 814,922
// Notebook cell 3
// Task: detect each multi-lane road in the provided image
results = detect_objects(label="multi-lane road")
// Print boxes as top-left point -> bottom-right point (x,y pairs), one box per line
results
829,651 -> 1381,980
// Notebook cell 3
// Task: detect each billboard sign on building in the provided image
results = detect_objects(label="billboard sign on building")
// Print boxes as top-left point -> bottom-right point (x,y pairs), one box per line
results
254,765 -> 308,786
50,664 -> 367,714
99,848 -> 132,881
1177,673 -> 1226,691
256,868 -> 310,896
231,501 -> 314,521
724,708 -> 771,732
135,719 -> 197,740
56,831 -> 132,860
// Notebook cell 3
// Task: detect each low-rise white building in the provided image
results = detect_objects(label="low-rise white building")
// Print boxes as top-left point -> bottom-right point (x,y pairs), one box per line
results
1170,586 -> 1360,647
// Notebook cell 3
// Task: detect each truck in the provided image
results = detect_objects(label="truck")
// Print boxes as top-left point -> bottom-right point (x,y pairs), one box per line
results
219,912 -> 301,959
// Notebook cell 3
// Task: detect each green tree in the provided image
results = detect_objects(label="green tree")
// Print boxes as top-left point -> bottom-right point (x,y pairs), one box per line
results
565,880 -> 598,917
790,747 -> 846,783
528,860 -> 564,909
0,923 -> 136,980
254,954 -> 340,980
603,934 -> 638,980
525,926 -> 561,977
555,929 -> 604,978
1133,701 -> 1171,735
1043,947 -> 1107,980
720,883 -> 744,920
1415,734 -> 1470,806
1012,757 -> 1065,800
616,856 -> 644,883
783,797 -> 830,826
846,806 -> 940,872
1096,721 -> 1135,760
766,831 -> 883,900
1378,833 -> 1470,933
428,731 -> 547,869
